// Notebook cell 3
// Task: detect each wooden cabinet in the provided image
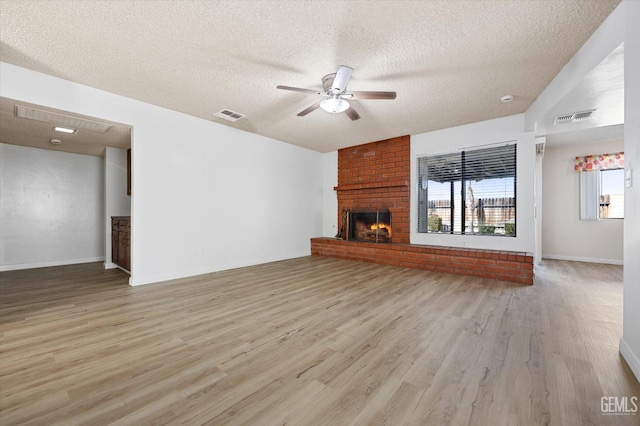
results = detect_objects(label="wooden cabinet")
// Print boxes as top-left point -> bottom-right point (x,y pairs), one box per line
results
111,216 -> 130,272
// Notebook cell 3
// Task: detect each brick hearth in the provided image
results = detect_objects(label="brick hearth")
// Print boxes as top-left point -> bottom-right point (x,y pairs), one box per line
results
314,135 -> 534,285
311,238 -> 534,285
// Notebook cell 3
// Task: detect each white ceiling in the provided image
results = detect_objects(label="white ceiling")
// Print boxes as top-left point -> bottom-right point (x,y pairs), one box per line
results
539,43 -> 624,146
0,0 -> 621,154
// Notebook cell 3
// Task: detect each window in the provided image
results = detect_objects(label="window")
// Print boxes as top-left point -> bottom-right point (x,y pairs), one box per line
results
600,169 -> 624,218
417,142 -> 516,236
576,152 -> 624,220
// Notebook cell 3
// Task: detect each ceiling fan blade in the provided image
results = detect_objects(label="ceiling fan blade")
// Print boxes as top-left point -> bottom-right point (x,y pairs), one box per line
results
277,85 -> 323,95
297,100 -> 322,117
347,91 -> 397,100
331,66 -> 353,93
345,106 -> 361,121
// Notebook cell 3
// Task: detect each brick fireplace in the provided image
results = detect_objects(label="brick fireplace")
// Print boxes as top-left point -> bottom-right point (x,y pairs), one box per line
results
336,135 -> 410,243
311,135 -> 534,285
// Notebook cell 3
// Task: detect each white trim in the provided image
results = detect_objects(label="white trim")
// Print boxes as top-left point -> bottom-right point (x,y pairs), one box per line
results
534,137 -> 545,265
620,338 -> 640,383
117,266 -> 130,275
541,253 -> 623,265
457,139 -> 517,152
104,262 -> 118,269
0,257 -> 105,272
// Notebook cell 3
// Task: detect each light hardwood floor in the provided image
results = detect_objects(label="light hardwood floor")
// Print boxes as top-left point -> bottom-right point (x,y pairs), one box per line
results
1,257 -> 638,425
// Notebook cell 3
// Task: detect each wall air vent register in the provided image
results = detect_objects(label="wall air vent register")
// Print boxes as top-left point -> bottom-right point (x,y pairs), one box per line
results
553,110 -> 596,125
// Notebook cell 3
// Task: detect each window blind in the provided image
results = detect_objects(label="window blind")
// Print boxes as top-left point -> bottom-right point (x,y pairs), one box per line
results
417,142 -> 517,236
579,171 -> 599,220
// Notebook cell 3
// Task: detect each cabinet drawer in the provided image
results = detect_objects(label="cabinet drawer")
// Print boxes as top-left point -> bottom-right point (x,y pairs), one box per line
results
112,217 -> 130,231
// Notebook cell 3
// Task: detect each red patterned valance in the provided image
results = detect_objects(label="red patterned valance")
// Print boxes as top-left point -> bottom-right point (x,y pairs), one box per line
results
574,152 -> 624,172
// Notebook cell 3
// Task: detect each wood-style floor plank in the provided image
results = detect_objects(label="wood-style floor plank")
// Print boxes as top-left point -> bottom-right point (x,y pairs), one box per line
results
1,257 -> 638,425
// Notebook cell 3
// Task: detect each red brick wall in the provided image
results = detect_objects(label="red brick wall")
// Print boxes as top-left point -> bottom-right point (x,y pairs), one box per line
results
311,238 -> 534,285
336,135 -> 410,243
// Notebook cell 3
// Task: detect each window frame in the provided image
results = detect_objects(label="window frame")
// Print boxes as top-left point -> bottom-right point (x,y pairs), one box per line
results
417,142 -> 517,237
598,167 -> 625,220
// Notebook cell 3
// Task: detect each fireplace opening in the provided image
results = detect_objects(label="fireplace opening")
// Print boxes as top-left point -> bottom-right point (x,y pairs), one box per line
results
349,210 -> 392,243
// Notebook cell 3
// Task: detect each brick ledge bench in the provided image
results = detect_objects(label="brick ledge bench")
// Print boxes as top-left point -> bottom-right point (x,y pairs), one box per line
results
310,237 -> 534,285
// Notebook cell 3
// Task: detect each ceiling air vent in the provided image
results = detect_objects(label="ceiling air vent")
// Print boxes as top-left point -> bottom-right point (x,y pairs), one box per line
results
553,110 -> 595,125
573,111 -> 594,121
15,105 -> 113,132
213,109 -> 245,122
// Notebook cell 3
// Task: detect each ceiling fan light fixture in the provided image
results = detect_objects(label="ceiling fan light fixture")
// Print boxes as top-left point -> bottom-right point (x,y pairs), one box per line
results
320,98 -> 350,114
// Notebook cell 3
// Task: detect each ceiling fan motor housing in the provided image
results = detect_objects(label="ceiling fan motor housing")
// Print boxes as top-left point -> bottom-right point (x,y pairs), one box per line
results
322,74 -> 336,93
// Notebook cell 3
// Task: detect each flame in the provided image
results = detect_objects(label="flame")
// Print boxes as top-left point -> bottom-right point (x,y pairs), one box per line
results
370,223 -> 392,237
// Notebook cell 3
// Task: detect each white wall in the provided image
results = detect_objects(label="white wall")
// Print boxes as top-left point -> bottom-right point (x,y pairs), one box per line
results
104,147 -> 131,268
541,139 -> 624,264
621,0 -> 640,382
131,112 -> 323,285
322,151 -> 338,237
0,143 -> 104,271
0,62 -> 324,286
410,114 -> 536,253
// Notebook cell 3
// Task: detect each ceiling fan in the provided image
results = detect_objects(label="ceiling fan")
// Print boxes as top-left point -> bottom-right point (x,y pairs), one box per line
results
277,65 -> 396,121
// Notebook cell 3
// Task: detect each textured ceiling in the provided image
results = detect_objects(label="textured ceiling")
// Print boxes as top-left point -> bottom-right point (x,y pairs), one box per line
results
0,97 -> 131,156
0,0 -> 620,153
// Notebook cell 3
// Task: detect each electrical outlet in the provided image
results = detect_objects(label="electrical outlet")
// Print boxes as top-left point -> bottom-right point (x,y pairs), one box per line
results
625,168 -> 633,188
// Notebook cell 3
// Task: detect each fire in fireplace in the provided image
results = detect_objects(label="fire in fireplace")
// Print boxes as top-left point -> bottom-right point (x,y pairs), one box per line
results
349,210 -> 392,243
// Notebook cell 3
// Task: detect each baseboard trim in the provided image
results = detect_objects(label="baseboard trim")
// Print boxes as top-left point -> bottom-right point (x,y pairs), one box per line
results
128,252 -> 309,286
541,254 -> 623,265
0,257 -> 105,272
619,338 -> 640,383
104,262 -> 118,269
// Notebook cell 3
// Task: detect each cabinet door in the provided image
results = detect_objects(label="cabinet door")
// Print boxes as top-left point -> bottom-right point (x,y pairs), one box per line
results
111,217 -> 130,271
123,232 -> 130,271
112,230 -> 119,266
118,231 -> 127,269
